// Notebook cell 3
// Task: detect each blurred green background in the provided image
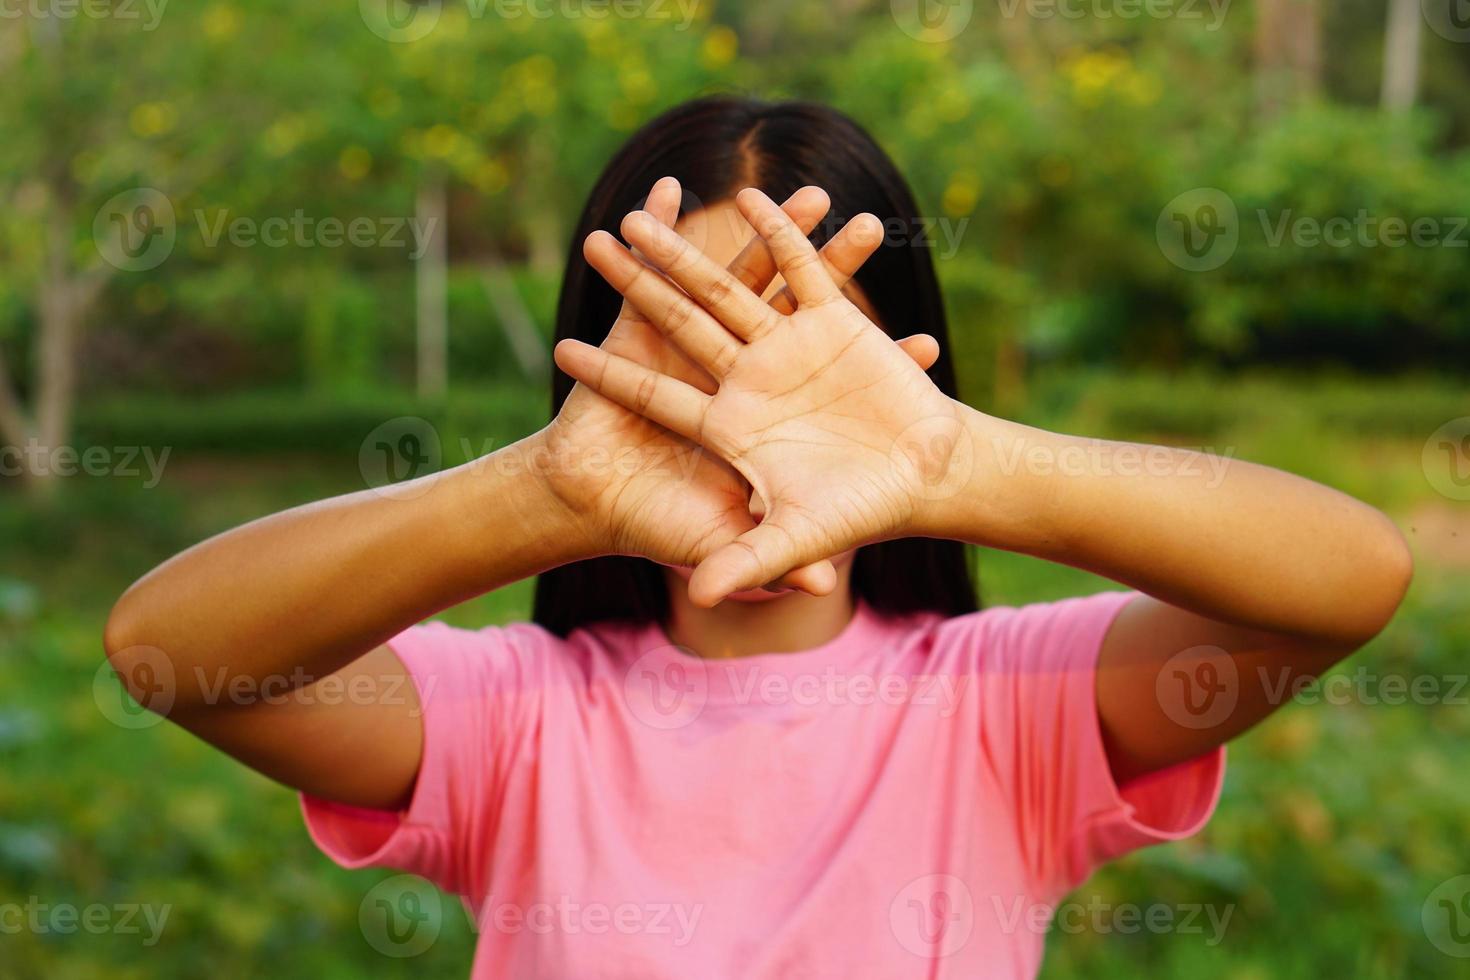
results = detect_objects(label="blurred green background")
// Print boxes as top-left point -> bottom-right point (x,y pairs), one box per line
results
3,1 -> 1470,977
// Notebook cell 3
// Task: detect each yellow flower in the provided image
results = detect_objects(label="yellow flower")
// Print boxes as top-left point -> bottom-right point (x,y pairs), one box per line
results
701,26 -> 737,70
620,66 -> 656,106
338,146 -> 372,181
473,157 -> 510,195
202,3 -> 241,40
263,115 -> 306,157
942,172 -> 981,216
423,124 -> 460,158
129,102 -> 177,139
1064,49 -> 1132,106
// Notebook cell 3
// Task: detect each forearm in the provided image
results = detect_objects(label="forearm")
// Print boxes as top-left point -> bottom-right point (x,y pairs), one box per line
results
923,405 -> 1413,645
104,431 -> 592,712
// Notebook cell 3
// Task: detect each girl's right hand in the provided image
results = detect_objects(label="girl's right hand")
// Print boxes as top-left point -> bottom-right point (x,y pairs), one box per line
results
535,177 -> 937,593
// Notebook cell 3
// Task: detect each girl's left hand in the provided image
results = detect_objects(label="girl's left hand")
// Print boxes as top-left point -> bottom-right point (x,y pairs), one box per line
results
555,187 -> 974,606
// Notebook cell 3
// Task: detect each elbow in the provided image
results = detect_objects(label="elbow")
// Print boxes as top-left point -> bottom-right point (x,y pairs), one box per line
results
102,582 -> 149,664
102,591 -> 136,663
1380,521 -> 1415,626
1340,517 -> 1414,647
102,587 -> 177,719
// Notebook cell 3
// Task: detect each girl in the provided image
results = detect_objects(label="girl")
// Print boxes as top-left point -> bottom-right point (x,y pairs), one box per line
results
105,98 -> 1412,978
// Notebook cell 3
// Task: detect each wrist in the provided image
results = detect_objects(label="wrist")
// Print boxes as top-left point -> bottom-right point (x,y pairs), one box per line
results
906,405 -> 1061,553
451,430 -> 605,570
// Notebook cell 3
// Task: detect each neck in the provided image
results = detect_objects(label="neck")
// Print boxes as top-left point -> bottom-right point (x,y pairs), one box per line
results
662,570 -> 857,659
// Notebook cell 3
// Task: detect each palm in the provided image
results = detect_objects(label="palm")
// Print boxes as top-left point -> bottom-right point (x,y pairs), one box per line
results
559,186 -> 967,604
701,307 -> 956,557
545,315 -> 754,568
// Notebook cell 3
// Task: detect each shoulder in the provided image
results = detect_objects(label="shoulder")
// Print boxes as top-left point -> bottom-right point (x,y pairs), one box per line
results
916,591 -> 1138,672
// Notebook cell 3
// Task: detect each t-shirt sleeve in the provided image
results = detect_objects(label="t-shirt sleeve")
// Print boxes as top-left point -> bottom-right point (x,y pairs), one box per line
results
957,591 -> 1225,899
299,621 -> 546,899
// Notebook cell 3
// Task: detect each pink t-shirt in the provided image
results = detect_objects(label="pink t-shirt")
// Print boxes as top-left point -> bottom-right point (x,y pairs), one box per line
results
302,590 -> 1224,978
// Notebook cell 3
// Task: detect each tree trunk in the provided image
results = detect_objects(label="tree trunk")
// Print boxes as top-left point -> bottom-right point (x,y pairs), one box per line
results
1254,0 -> 1322,117
19,206 -> 108,499
36,208 -> 80,457
415,170 -> 448,400
1381,0 -> 1422,111
481,261 -> 549,380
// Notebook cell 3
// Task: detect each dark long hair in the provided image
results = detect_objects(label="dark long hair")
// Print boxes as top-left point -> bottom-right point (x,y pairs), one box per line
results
533,96 -> 978,637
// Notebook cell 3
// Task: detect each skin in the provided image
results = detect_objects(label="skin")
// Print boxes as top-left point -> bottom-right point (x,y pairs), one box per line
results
102,181 -> 930,807
104,178 -> 1413,815
557,184 -> 1415,782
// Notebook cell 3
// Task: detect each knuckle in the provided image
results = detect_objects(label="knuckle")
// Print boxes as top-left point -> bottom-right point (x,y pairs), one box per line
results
660,235 -> 693,268
703,274 -> 733,307
754,308 -> 784,336
663,298 -> 695,334
786,248 -> 821,272
632,374 -> 658,413
710,342 -> 739,377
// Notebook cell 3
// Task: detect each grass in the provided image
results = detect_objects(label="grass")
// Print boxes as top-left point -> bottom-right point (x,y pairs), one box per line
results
2,370 -> 1468,978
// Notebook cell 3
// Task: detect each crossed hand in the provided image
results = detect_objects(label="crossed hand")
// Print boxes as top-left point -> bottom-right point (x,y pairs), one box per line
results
540,177 -> 970,607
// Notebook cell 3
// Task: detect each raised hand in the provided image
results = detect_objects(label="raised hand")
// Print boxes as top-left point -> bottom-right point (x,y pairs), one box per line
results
555,187 -> 971,606
541,180 -> 942,594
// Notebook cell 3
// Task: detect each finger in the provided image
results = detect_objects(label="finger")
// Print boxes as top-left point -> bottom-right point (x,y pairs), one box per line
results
613,177 -> 683,326
687,512 -> 835,607
553,339 -> 708,441
584,229 -> 742,378
769,211 -> 885,315
735,187 -> 843,308
895,333 -> 940,371
768,559 -> 838,598
643,175 -> 681,228
620,210 -> 780,344
726,186 -> 831,298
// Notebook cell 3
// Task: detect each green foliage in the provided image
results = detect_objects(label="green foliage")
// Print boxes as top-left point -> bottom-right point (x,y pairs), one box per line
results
74,382 -> 546,457
5,3 -> 1469,403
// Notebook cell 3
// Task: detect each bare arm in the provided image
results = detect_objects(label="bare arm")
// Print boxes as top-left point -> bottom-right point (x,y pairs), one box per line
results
553,185 -> 1415,786
923,413 -> 1414,782
103,436 -> 592,809
102,177 -> 885,811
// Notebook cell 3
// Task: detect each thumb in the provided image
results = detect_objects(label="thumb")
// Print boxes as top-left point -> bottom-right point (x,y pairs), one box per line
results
768,559 -> 838,600
688,512 -> 832,607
